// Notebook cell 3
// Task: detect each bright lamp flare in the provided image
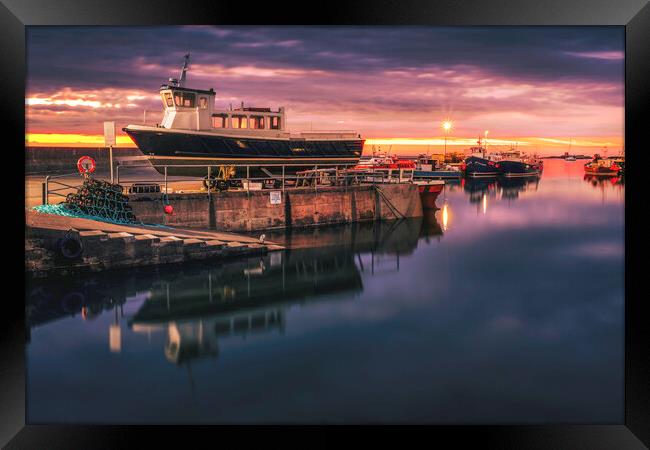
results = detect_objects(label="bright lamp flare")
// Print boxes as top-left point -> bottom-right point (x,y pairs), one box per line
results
442,121 -> 452,131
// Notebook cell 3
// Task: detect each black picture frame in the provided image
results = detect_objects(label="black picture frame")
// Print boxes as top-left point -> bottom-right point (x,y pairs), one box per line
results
4,0 -> 649,447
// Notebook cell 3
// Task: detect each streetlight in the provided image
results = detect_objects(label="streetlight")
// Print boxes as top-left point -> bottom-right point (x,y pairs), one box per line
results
442,121 -> 452,162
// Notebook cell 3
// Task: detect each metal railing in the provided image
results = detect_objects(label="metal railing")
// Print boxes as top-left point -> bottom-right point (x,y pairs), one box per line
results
42,162 -> 416,205
42,172 -> 86,205
115,163 -> 415,195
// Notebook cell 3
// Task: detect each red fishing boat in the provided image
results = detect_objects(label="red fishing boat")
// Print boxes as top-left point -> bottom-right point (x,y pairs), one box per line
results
584,154 -> 621,176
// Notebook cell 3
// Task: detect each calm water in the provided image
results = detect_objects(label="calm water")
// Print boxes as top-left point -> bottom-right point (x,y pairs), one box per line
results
26,159 -> 624,424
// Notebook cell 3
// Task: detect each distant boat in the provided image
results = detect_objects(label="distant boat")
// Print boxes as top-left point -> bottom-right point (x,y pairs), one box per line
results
564,139 -> 575,161
584,154 -> 621,176
497,147 -> 543,178
413,154 -> 462,180
460,137 -> 502,177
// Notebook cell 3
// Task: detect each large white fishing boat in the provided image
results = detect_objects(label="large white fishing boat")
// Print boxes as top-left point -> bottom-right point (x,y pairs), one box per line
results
123,54 -> 364,176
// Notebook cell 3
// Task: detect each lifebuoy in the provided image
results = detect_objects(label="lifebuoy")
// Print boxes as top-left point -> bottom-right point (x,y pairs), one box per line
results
77,156 -> 96,174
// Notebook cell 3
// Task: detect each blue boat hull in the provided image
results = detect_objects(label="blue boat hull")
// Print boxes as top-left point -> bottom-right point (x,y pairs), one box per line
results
499,160 -> 542,177
463,156 -> 500,177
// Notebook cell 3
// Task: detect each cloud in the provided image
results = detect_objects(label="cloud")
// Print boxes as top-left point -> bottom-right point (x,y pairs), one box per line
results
25,26 -> 624,152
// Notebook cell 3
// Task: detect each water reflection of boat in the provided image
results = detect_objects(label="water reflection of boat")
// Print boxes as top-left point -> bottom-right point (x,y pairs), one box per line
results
130,248 -> 363,365
583,174 -> 624,187
420,208 -> 444,239
499,176 -> 540,200
26,219 -> 425,366
462,176 -> 539,204
462,177 -> 498,204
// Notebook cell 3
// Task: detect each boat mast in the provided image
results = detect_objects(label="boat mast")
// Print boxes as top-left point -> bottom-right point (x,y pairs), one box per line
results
178,53 -> 190,88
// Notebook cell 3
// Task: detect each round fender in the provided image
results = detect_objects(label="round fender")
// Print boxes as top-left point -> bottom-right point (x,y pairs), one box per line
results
58,234 -> 83,259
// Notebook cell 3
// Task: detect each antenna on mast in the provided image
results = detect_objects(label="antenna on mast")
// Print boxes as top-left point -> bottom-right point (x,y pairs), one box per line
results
178,53 -> 190,87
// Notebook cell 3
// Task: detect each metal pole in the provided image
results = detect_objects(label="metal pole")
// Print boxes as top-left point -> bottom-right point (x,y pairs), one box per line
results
164,166 -> 168,194
109,145 -> 114,184
444,133 -> 447,163
282,165 -> 285,193
207,166 -> 211,198
43,177 -> 49,205
246,166 -> 250,194
116,164 -> 120,184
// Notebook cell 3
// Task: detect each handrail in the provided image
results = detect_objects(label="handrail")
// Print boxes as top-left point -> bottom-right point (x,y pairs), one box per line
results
43,161 -> 415,206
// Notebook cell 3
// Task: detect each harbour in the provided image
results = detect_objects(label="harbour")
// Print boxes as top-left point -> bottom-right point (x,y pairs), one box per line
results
26,159 -> 624,423
22,25 -> 626,429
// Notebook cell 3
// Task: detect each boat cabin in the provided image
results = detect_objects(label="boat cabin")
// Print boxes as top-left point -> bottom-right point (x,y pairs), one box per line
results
159,84 -> 287,134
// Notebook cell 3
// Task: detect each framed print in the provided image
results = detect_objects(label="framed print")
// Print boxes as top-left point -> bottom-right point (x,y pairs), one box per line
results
2,0 -> 649,447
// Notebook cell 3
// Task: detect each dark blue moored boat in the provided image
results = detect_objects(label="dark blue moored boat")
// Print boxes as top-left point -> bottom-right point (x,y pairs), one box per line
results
123,54 -> 364,177
497,149 -> 543,177
460,138 -> 501,177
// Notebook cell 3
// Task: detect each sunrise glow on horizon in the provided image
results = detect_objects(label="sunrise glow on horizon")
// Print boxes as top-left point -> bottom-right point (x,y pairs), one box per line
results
26,26 -> 624,156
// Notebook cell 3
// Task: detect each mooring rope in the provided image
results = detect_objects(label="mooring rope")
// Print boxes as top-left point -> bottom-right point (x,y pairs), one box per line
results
373,185 -> 406,219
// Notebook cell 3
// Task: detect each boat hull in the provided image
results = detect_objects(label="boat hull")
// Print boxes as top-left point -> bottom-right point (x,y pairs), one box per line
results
124,127 -> 364,177
416,182 -> 444,210
462,156 -> 500,177
498,160 -> 542,177
413,170 -> 462,180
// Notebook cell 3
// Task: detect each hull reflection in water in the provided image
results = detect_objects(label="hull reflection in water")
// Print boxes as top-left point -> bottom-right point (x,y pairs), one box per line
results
462,176 -> 540,207
131,248 -> 363,366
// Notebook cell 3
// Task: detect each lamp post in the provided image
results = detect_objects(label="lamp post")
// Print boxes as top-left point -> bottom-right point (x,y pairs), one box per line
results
442,121 -> 452,163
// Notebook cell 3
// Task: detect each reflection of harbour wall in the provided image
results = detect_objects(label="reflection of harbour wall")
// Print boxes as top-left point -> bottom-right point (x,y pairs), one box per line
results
129,184 -> 423,232
261,217 -> 424,255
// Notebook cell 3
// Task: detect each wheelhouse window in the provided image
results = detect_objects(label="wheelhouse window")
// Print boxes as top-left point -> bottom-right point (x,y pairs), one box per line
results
199,97 -> 208,109
232,115 -> 247,129
162,92 -> 174,108
270,116 -> 281,130
250,116 -> 265,129
173,91 -> 196,108
212,114 -> 227,128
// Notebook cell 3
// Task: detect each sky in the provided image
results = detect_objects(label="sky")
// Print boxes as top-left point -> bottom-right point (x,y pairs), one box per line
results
25,26 -> 624,155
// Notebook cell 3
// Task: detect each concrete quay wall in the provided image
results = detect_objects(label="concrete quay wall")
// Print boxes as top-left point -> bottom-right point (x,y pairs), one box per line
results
128,184 -> 423,232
